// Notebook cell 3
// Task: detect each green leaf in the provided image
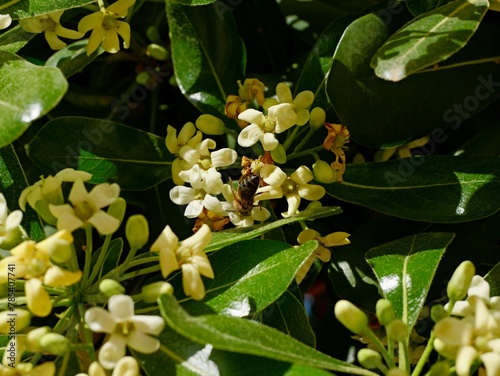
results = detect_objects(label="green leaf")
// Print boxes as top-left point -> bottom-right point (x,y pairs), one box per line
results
27,116 -> 173,190
406,0 -> 454,16
207,205 -> 342,251
327,11 -> 500,147
366,232 -> 454,330
371,0 -> 489,82
0,25 -> 34,53
485,257 -> 500,297
261,285 -> 316,347
324,155 -> 500,223
166,1 -> 245,124
45,39 -> 103,78
0,145 -> 45,242
1,0 -> 94,18
179,240 -> 317,316
159,294 -> 378,375
0,51 -> 67,148
169,0 -> 217,4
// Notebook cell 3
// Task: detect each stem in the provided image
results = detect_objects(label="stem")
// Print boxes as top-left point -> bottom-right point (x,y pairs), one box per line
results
293,127 -> 316,153
53,305 -> 75,333
87,234 -> 112,287
419,56 -> 500,73
81,227 -> 94,290
119,264 -> 161,281
399,340 -> 411,375
57,352 -> 70,376
287,145 -> 324,161
363,329 -> 396,369
118,246 -> 139,275
123,255 -> 159,269
283,126 -> 301,151
78,303 -> 96,363
0,0 -> 21,12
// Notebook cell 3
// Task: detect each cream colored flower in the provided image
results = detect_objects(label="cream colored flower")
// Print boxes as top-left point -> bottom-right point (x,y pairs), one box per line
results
166,123 -> 202,186
85,295 -> 164,369
0,14 -> 12,30
0,336 -> 55,375
264,83 -> 314,126
221,184 -> 270,227
255,165 -> 325,218
169,184 -> 226,219
78,0 -> 135,56
0,193 -> 23,248
76,357 -> 139,376
49,179 -> 120,235
19,11 -> 83,50
150,224 -> 214,300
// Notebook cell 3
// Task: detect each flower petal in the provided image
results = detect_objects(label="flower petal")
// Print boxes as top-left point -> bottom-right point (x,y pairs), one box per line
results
260,165 -> 287,187
211,148 -> 237,168
107,0 -> 136,17
44,30 -> 66,50
102,29 -> 120,53
191,253 -> 214,279
78,12 -> 103,34
178,224 -> 212,254
237,122 -> 262,148
238,109 -> 265,124
99,335 -> 127,369
251,206 -> 270,222
480,352 -> 500,376
290,165 -> 313,185
260,132 -> 279,151
132,315 -> 165,336
434,317 -> 473,346
151,225 -> 179,253
88,211 -> 120,235
159,246 -> 180,278
184,200 -> 204,218
87,183 -> 120,209
114,20 -> 131,48
43,266 -> 82,287
126,330 -> 160,354
85,307 -> 115,333
181,263 -> 205,300
68,179 -> 88,205
26,278 -> 52,317
297,184 -> 326,201
87,27 -> 105,55
276,82 -> 293,103
283,193 -> 301,218
169,186 -> 196,205
108,294 -> 134,321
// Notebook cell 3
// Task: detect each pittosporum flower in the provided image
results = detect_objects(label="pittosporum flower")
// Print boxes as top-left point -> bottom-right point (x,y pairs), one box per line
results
264,83 -> 314,126
85,295 -> 164,369
170,184 -> 226,219
221,184 -> 270,227
19,11 -> 83,50
150,224 -> 214,300
238,78 -> 266,106
78,0 -> 135,56
0,193 -> 23,249
166,122 -> 202,185
49,179 -> 120,235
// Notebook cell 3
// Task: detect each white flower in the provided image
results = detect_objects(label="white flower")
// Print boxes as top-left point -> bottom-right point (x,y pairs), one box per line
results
76,357 -> 139,376
0,193 -> 23,248
170,185 -> 226,218
85,295 -> 165,369
264,83 -> 314,126
0,14 -> 12,30
166,123 -> 202,186
255,165 -> 325,217
49,179 -> 120,235
150,224 -> 214,300
220,184 -> 270,227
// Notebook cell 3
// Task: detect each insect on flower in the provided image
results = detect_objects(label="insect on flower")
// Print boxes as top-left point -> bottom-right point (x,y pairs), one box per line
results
231,173 -> 262,217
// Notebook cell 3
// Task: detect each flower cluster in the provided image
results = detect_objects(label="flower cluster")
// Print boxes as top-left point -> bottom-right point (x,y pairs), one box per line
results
0,193 -> 23,249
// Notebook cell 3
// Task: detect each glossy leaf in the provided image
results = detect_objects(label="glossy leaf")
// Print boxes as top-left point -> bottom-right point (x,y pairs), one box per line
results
179,240 -> 317,316
0,0 -> 94,18
372,0 -> 489,82
0,51 -> 67,148
0,25 -> 34,53
166,1 -> 245,126
169,0 -> 217,4
46,39 -> 102,78
261,285 -> 316,347
27,117 -> 173,190
406,0 -> 454,16
324,155 -> 500,223
207,206 -> 342,251
485,257 -> 500,297
327,11 -> 500,147
159,294 -> 378,375
0,145 -> 45,242
366,232 -> 454,330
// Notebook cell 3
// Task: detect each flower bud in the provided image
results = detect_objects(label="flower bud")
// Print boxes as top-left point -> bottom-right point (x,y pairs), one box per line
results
27,326 -> 51,352
309,107 -> 326,130
147,43 -> 170,61
146,26 -> 161,43
447,261 -> 475,303
334,300 -> 368,335
196,114 -> 225,135
40,333 -> 69,355
99,279 -> 126,298
428,361 -> 450,376
270,144 -> 287,164
107,197 -> 127,226
357,348 -> 383,369
313,160 -> 337,184
136,71 -> 152,85
430,304 -> 448,323
386,319 -> 408,342
0,309 -> 30,334
376,299 -> 396,326
142,281 -> 174,303
126,215 -> 149,249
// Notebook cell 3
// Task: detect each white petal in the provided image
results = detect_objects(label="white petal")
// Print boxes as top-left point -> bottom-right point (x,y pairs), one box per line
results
88,211 -> 120,235
260,165 -> 287,187
480,352 -> 500,376
283,193 -> 301,218
6,210 -> 23,230
237,123 -> 262,148
184,200 -> 204,218
132,316 -> 165,336
85,307 -> 115,333
87,183 -> 120,209
434,317 -> 473,346
254,186 -> 283,202
68,179 -> 88,205
160,247 -> 180,278
276,82 -> 293,103
204,168 -> 223,195
297,184 -> 326,201
181,263 -> 205,300
251,207 -> 270,222
468,275 -> 490,301
191,252 -> 214,278
211,148 -> 237,168
238,109 -> 265,124
151,225 -> 179,253
260,132 -> 279,151
291,165 -> 313,184
108,294 -> 134,321
127,330 -> 160,354
179,145 -> 199,166
112,357 -> 139,376
178,224 -> 212,254
455,346 -> 478,376
0,15 -> 12,30
99,335 -> 127,370
203,194 -> 223,214
450,301 -> 472,316
269,103 -> 297,133
292,90 -> 314,109
228,212 -> 253,227
169,186 -> 196,205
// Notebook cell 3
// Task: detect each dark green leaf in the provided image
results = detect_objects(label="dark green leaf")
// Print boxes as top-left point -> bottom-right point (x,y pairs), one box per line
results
485,257 -> 500,297
0,25 -> 34,53
366,232 -> 454,330
261,285 -> 316,347
1,0 -> 94,18
372,0 -> 488,82
406,0 -> 454,16
179,240 -> 317,316
0,145 -> 45,242
166,1 -> 245,125
207,206 -> 342,251
327,11 -> 500,147
27,117 -> 173,190
159,294 -> 377,375
455,123 -> 500,156
324,155 -> 500,223
0,51 -> 67,148
46,39 -> 103,78
169,0 -> 217,4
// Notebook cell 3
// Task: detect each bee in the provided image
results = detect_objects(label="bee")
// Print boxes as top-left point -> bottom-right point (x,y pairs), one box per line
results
231,173 -> 261,216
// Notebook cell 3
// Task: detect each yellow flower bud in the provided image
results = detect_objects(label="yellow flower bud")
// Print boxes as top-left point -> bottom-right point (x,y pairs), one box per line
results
357,348 -> 383,370
376,299 -> 396,326
386,319 -> 408,342
126,215 -> 149,249
147,43 -> 170,61
39,333 -> 69,355
107,197 -> 127,226
313,160 -> 337,184
99,279 -> 126,298
195,114 -> 225,135
0,309 -> 31,334
334,300 -> 368,334
270,144 -> 287,164
428,361 -> 450,376
146,26 -> 161,43
27,326 -> 51,352
447,260 -> 475,303
309,107 -> 326,130
142,282 -> 174,303
430,304 -> 448,323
